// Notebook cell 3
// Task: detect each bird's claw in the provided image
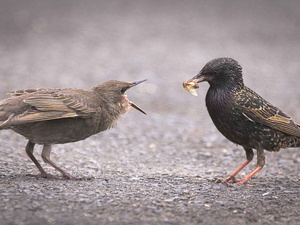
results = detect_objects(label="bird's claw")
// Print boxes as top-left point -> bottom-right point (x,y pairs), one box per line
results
237,179 -> 253,186
213,176 -> 237,185
213,176 -> 252,186
26,173 -> 61,179
26,173 -> 93,180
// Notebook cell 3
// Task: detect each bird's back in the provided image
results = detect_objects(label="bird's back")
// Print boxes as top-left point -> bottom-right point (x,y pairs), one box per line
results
0,87 -> 109,144
0,88 -> 96,125
206,85 -> 300,151
235,87 -> 300,138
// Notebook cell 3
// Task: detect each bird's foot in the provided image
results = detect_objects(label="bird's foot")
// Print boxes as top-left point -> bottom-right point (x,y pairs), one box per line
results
26,173 -> 93,180
213,175 -> 237,185
59,171 -> 94,180
237,179 -> 253,187
213,176 -> 252,186
60,173 -> 78,180
62,174 -> 94,181
26,173 -> 61,179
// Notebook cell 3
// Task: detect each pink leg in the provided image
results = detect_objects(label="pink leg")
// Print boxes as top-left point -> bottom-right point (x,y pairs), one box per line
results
237,166 -> 263,185
214,159 -> 251,185
214,147 -> 254,185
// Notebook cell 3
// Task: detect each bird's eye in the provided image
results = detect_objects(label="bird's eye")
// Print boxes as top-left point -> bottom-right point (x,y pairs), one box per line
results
120,88 -> 127,94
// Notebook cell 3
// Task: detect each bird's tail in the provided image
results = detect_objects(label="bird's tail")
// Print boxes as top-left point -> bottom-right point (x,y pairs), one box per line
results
0,103 -> 12,130
295,123 -> 300,147
0,111 -> 14,130
0,114 -> 6,130
297,123 -> 300,147
294,122 -> 300,147
284,122 -> 300,147
284,136 -> 300,148
0,110 -> 6,129
296,137 -> 300,147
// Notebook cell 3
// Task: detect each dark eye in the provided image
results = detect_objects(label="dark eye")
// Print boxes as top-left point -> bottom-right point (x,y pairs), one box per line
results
120,88 -> 127,94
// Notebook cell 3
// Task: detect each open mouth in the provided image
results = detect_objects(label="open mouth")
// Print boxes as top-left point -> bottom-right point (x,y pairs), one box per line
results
129,101 -> 147,115
122,93 -> 147,115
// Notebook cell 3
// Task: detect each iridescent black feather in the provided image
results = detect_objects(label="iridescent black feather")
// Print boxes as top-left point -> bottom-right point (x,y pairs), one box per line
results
186,57 -> 300,184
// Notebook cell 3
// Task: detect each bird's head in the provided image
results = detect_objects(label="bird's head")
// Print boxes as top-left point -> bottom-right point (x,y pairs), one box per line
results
92,79 -> 147,115
183,58 -> 244,95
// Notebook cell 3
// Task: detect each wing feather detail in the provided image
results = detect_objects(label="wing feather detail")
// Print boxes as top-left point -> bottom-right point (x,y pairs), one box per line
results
3,89 -> 98,126
237,87 -> 300,137
9,88 -> 50,96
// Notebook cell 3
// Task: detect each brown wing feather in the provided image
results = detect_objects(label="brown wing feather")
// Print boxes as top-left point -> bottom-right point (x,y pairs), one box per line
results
24,94 -> 72,112
9,88 -> 51,96
54,94 -> 96,115
10,111 -> 78,124
24,92 -> 96,116
1,89 -> 97,127
237,87 -> 300,137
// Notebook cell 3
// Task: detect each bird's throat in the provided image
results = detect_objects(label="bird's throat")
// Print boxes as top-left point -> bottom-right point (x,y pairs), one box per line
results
120,93 -> 146,115
120,93 -> 131,113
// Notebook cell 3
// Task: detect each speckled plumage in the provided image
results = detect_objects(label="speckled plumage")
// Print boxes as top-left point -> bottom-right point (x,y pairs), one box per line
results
0,80 -> 146,179
185,57 -> 300,185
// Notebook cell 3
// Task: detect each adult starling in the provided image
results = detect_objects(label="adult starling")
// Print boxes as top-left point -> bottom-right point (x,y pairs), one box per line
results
0,79 -> 147,179
183,57 -> 300,185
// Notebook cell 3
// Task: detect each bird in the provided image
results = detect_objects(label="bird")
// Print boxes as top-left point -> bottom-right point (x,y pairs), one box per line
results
0,79 -> 147,179
183,57 -> 300,185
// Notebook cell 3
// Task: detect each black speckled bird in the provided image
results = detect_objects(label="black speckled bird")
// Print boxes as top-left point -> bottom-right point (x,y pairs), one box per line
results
183,57 -> 300,185
0,79 -> 147,179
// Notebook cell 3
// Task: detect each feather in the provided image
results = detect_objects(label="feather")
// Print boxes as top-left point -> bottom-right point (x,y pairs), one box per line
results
237,87 -> 300,137
2,89 -> 98,126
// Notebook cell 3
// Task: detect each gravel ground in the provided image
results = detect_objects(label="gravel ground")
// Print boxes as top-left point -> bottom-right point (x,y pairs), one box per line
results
0,0 -> 300,224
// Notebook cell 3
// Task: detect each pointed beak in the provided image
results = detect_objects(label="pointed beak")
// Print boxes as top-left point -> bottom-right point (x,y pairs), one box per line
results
129,101 -> 147,115
130,79 -> 148,88
186,73 -> 206,84
128,79 -> 147,115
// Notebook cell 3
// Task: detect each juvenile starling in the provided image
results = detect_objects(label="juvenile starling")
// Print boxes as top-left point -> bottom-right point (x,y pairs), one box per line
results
183,57 -> 300,185
0,79 -> 147,179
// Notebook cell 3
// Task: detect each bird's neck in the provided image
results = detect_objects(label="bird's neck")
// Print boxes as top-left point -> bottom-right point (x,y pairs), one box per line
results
208,82 -> 244,97
206,87 -> 229,109
94,104 -> 123,133
206,83 -> 243,112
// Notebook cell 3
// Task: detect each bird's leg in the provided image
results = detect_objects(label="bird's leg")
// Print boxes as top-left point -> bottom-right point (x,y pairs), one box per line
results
214,147 -> 254,185
237,148 -> 265,185
41,144 -> 77,180
25,140 -> 49,178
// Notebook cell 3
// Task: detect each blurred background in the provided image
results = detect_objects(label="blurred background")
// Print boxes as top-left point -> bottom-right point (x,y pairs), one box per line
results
1,0 -> 299,114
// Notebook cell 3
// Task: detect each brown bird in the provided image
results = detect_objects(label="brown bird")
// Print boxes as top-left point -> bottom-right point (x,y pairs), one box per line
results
183,57 -> 300,185
0,79 -> 147,179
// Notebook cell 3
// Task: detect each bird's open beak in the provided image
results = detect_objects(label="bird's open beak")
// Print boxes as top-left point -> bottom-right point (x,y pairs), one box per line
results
129,101 -> 147,115
128,79 -> 147,115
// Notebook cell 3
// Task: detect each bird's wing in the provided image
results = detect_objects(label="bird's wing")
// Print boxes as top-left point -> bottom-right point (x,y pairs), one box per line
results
236,87 -> 300,137
9,88 -> 50,96
4,91 -> 97,126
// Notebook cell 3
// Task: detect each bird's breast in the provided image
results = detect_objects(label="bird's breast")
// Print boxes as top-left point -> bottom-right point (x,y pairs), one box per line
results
205,87 -> 249,146
205,87 -> 233,117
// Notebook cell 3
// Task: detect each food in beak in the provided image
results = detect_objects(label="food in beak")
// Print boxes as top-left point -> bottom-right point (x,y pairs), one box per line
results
183,80 -> 199,96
